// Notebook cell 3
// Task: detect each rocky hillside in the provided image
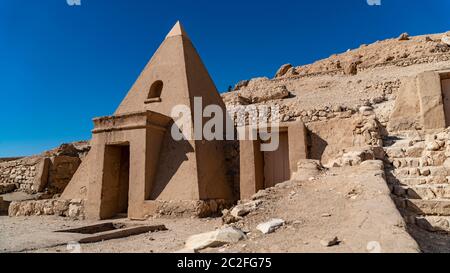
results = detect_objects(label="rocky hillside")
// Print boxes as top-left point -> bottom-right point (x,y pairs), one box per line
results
223,31 -> 450,126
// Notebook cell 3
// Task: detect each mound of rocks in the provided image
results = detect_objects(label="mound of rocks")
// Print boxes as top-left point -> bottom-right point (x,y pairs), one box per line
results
8,199 -> 85,220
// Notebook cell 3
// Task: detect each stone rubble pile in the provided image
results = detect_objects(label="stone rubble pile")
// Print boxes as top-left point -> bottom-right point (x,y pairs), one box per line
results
8,199 -> 85,220
224,79 -> 400,127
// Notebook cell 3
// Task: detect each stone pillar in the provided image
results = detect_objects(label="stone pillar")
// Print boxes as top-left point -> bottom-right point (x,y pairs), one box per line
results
85,134 -> 106,220
417,71 -> 446,130
31,158 -> 50,193
287,122 -> 308,176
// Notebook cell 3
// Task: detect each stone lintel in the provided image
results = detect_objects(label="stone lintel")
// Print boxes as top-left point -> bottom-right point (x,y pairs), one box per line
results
92,111 -> 172,134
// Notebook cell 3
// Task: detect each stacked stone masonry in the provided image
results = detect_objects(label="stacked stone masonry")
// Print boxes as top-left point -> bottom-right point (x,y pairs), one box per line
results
385,130 -> 450,233
0,144 -> 85,195
0,157 -> 40,192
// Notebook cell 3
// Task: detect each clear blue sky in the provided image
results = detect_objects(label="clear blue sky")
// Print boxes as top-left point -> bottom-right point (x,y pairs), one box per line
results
0,0 -> 449,157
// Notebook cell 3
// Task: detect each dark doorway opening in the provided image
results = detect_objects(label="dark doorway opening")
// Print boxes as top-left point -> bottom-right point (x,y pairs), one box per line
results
100,144 -> 130,219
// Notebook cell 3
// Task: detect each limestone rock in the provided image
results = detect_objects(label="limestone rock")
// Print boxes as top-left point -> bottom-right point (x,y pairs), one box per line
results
68,203 -> 83,219
284,67 -> 299,77
275,64 -> 293,78
426,141 -> 442,151
398,32 -> 410,41
292,159 -> 323,181
251,85 -> 290,103
185,227 -> 246,251
256,219 -> 285,234
442,32 -> 450,46
233,80 -> 250,91
54,199 -> 70,216
344,62 -> 358,75
360,160 -> 384,171
331,148 -> 375,167
251,190 -> 269,200
8,202 -> 20,216
221,210 -> 239,225
230,200 -> 262,218
359,106 -> 374,116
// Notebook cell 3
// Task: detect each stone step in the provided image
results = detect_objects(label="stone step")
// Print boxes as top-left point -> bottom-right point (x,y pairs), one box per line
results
415,216 -> 450,233
405,199 -> 450,216
385,143 -> 426,159
387,175 -> 449,186
390,157 -> 423,168
388,153 -> 447,168
392,166 -> 449,178
393,184 -> 450,200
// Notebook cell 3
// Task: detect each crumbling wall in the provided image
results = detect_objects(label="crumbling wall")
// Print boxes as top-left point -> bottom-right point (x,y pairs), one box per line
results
307,115 -> 383,165
0,143 -> 87,196
0,157 -> 41,192
8,199 -> 85,220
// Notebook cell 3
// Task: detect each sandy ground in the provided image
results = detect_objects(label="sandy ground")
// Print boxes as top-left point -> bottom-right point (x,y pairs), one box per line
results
0,165 -> 419,253
0,216 -> 223,253
214,166 -> 418,253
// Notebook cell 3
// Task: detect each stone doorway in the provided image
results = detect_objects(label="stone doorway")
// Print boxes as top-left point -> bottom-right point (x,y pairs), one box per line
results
263,132 -> 290,188
100,144 -> 130,219
442,78 -> 450,127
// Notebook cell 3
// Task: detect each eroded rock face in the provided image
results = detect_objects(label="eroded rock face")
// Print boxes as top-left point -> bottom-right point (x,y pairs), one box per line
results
233,80 -> 250,91
344,56 -> 362,76
398,32 -> 410,41
251,85 -> 290,104
344,61 -> 358,75
275,64 -> 293,78
441,32 -> 450,46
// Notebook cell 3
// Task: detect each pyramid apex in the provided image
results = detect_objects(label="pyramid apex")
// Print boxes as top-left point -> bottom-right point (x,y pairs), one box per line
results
166,21 -> 189,39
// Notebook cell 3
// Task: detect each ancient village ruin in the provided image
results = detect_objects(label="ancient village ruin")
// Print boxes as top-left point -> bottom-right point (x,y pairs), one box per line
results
2,22 -> 450,253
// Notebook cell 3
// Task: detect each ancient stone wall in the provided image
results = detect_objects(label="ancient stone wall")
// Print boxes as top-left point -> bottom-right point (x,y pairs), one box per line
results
0,143 -> 87,195
307,115 -> 384,165
0,157 -> 41,192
